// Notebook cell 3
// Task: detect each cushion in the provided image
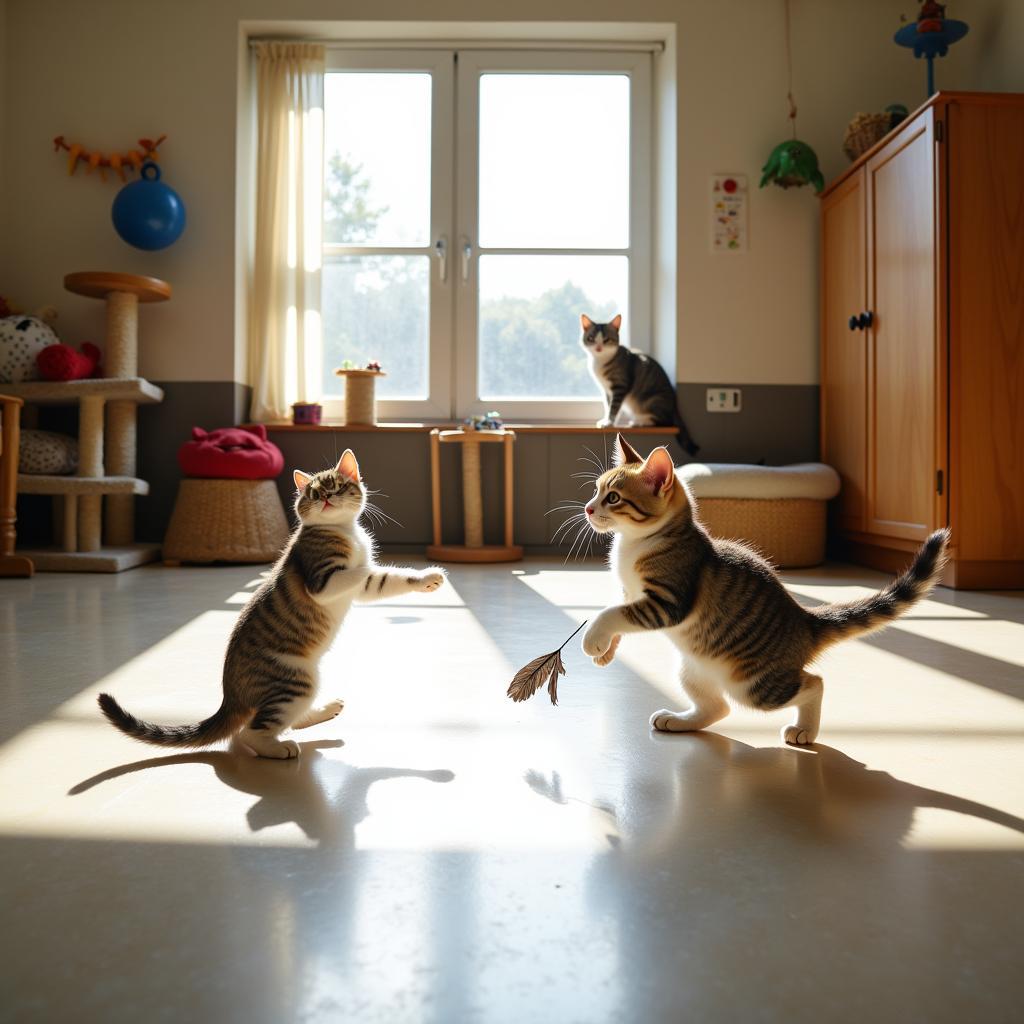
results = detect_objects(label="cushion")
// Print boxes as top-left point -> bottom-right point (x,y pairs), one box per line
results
678,462 -> 840,501
0,316 -> 61,384
178,424 -> 285,480
19,429 -> 79,475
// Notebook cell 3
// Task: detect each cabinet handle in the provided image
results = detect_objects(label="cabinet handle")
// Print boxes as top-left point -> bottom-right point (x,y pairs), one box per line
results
857,310 -> 874,330
848,315 -> 859,331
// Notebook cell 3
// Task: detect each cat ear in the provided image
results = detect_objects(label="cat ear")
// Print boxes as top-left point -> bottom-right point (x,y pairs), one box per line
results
614,433 -> 643,465
641,446 -> 675,495
293,469 -> 312,491
609,314 -> 622,331
580,313 -> 593,330
336,449 -> 361,482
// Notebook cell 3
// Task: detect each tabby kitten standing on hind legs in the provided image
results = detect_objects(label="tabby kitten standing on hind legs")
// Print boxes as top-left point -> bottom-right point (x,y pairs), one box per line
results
580,434 -> 949,745
99,450 -> 446,759
580,313 -> 699,456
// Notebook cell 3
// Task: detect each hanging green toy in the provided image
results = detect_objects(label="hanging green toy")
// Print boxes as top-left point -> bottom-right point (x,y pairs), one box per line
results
760,0 -> 824,194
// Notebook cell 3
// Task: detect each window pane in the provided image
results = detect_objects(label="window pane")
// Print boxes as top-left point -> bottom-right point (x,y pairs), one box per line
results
324,73 -> 431,246
322,256 -> 429,400
478,255 -> 628,400
479,74 -> 629,249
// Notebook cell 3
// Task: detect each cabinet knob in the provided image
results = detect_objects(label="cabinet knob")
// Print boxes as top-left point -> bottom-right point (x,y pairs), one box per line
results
848,315 -> 859,331
857,310 -> 874,330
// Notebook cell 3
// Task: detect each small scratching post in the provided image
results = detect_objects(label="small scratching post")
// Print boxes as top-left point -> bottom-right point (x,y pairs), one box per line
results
333,368 -> 385,425
428,428 -> 523,564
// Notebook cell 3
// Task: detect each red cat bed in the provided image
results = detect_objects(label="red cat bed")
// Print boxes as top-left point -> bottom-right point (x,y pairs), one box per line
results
178,425 -> 284,480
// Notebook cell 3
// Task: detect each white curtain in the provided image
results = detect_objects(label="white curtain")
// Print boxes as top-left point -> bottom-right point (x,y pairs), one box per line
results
249,42 -> 325,422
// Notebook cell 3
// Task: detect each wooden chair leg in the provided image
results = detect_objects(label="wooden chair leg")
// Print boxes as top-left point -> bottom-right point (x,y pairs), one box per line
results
0,395 -> 33,577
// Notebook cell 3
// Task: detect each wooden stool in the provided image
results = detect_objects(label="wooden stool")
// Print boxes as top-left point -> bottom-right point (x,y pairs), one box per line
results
428,428 -> 522,563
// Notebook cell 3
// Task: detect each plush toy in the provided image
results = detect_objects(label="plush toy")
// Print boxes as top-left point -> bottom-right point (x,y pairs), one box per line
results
178,424 -> 285,480
36,341 -> 101,381
0,315 -> 62,383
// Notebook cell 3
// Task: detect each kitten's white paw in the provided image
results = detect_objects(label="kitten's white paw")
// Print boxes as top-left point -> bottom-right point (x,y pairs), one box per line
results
582,626 -> 611,659
650,709 -> 705,732
323,698 -> 345,719
416,568 -> 446,592
259,739 -> 300,760
782,725 -> 817,746
593,634 -> 621,666
596,418 -> 613,428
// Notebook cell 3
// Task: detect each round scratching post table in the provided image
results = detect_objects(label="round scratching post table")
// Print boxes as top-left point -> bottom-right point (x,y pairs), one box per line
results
428,428 -> 522,563
64,272 -> 170,548
333,367 -> 385,425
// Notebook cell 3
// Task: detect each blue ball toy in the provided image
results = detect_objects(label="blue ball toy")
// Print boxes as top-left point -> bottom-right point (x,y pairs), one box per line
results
111,161 -> 186,251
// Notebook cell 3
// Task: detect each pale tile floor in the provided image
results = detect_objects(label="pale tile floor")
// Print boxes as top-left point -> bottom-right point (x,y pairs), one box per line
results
1,560 -> 1022,1023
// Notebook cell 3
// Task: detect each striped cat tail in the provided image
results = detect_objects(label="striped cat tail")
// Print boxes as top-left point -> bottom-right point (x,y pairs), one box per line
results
809,528 -> 949,648
97,693 -> 243,748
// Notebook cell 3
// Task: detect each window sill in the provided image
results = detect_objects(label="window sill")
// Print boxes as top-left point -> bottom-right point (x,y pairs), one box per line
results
251,421 -> 678,435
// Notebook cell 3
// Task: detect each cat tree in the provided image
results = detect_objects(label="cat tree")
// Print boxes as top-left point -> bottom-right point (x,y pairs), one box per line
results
10,271 -> 167,571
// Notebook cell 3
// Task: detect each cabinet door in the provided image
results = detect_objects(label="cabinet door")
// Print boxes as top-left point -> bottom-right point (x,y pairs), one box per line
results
865,109 -> 940,541
820,171 -> 867,533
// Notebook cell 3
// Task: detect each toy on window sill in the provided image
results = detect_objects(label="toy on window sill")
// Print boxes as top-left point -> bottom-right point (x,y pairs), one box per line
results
464,410 -> 504,432
507,621 -> 587,706
36,341 -> 102,381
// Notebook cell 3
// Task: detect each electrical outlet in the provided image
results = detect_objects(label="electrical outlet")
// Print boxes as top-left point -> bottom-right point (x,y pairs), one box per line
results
706,387 -> 742,413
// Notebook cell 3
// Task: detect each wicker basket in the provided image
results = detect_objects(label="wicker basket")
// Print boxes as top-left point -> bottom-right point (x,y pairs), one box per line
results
693,496 -> 826,568
163,478 -> 289,564
843,112 -> 894,162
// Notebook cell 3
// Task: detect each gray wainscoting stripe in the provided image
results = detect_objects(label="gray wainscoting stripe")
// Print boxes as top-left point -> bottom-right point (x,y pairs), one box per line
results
677,384 -> 820,467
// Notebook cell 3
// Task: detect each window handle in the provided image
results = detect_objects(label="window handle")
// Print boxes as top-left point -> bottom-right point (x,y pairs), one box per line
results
461,238 -> 472,281
435,236 -> 448,282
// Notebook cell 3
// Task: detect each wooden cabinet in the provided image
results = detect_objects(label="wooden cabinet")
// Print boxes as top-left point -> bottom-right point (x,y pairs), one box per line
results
821,92 -> 1024,589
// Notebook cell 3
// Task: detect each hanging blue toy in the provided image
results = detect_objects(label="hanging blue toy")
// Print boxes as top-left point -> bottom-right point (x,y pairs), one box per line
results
111,161 -> 186,251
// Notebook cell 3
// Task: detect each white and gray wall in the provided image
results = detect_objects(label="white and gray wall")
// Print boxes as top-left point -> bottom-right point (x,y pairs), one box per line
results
1,0 -> 1018,544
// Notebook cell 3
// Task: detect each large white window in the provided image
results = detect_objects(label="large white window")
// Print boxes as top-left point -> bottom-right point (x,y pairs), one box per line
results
321,48 -> 651,421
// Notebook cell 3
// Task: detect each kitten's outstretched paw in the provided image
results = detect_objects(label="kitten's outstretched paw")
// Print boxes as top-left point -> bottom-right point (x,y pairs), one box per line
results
782,725 -> 817,746
582,626 -> 612,659
415,568 -> 446,592
593,634 -> 621,666
323,698 -> 345,719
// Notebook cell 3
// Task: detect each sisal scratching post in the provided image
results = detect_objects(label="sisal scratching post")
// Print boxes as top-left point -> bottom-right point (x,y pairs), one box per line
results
427,428 -> 523,564
77,395 -> 105,552
104,289 -> 138,544
461,439 -> 484,548
63,272 -> 170,552
333,368 -> 386,425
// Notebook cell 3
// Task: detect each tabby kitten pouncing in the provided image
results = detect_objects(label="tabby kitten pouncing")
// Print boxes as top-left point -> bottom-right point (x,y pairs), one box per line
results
580,313 -> 698,456
581,434 -> 949,744
98,450 -> 446,759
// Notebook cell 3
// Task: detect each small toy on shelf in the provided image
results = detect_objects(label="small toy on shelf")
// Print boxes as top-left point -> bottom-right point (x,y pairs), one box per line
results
0,314 -> 62,384
291,402 -> 323,426
464,410 -> 504,432
36,341 -> 101,381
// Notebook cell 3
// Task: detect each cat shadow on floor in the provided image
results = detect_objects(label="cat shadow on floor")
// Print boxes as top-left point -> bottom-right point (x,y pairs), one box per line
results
567,732 -> 1024,1019
69,740 -> 455,848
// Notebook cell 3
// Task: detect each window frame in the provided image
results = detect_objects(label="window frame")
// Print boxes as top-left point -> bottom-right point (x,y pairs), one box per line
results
321,49 -> 454,421
319,47 -> 652,423
454,49 -> 652,422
